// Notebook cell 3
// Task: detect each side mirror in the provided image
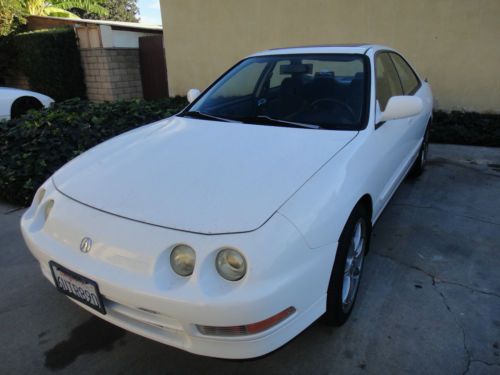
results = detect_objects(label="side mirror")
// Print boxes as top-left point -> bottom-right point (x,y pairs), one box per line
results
378,96 -> 423,123
187,88 -> 201,103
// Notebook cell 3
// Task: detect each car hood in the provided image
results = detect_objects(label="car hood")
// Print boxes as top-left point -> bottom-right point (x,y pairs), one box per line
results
53,116 -> 357,234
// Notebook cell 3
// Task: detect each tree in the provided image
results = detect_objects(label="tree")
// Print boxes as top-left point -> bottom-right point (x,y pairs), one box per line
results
0,0 -> 26,36
23,0 -> 108,19
72,0 -> 139,22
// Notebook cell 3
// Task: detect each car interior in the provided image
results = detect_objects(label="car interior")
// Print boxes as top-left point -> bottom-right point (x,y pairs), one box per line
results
264,68 -> 365,125
192,55 -> 368,130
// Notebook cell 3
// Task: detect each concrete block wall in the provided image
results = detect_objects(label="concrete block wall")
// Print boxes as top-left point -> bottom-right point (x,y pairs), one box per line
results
80,48 -> 143,102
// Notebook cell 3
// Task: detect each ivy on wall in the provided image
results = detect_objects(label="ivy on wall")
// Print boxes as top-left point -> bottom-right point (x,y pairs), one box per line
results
0,28 -> 86,101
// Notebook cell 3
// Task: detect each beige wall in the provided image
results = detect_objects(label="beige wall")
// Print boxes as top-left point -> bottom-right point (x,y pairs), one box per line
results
161,0 -> 500,113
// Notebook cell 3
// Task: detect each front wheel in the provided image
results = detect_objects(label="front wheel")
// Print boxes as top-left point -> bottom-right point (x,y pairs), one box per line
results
324,204 -> 371,326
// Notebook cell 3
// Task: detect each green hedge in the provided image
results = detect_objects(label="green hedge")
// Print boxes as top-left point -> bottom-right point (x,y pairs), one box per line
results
0,97 -> 188,206
430,110 -> 500,147
0,28 -> 85,101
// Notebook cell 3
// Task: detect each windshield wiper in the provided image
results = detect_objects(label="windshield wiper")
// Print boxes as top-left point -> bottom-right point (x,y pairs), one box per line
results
179,111 -> 236,123
237,115 -> 320,129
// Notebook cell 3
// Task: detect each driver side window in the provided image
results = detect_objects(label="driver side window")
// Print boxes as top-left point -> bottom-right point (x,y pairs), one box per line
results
375,53 -> 403,111
211,62 -> 267,99
269,60 -> 291,88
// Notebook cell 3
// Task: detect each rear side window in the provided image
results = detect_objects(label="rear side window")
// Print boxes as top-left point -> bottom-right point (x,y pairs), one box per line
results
375,53 -> 403,111
390,53 -> 421,95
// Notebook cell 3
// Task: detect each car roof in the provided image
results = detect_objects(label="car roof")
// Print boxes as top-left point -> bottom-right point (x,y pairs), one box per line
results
249,44 -> 392,57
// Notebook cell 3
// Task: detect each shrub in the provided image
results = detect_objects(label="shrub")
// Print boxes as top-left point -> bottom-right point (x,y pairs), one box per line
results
0,33 -> 17,80
430,110 -> 500,147
0,28 -> 85,101
0,97 -> 188,206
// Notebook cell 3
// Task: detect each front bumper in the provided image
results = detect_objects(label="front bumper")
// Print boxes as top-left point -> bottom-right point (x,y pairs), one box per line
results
20,181 -> 336,358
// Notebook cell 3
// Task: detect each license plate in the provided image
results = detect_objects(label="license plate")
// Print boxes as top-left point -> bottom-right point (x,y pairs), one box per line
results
49,261 -> 106,314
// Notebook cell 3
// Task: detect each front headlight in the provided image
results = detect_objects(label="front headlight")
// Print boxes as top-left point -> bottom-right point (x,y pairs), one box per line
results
216,248 -> 247,281
170,245 -> 196,276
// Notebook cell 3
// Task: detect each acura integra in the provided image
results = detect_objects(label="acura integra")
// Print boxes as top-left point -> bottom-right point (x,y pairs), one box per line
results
21,44 -> 433,358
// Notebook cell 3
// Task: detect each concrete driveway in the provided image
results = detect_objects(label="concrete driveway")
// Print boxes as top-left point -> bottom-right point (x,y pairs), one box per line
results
1,144 -> 499,375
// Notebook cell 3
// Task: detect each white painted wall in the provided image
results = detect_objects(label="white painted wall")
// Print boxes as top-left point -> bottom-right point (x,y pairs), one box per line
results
100,25 -> 159,48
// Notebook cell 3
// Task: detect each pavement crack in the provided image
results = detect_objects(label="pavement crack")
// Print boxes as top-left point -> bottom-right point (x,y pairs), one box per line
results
471,359 -> 500,367
373,252 -> 500,298
437,279 -> 500,299
464,359 -> 500,375
373,252 -> 500,374
391,203 -> 500,227
373,252 -> 437,284
437,289 -> 472,375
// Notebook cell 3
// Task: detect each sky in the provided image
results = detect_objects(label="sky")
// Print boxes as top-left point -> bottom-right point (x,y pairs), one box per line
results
137,0 -> 162,25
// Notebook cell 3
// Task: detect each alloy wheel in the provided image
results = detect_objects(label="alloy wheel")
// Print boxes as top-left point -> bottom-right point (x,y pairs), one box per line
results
341,219 -> 366,313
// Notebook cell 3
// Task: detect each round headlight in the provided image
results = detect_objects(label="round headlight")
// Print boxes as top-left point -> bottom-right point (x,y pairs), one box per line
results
216,249 -> 247,281
170,245 -> 196,276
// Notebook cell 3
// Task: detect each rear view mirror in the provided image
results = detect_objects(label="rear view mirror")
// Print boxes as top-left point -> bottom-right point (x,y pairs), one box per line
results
378,96 -> 423,123
187,88 -> 201,103
280,64 -> 313,74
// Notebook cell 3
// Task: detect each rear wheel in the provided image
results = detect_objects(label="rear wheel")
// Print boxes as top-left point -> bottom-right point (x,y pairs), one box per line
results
324,203 -> 371,326
10,96 -> 43,119
409,125 -> 430,177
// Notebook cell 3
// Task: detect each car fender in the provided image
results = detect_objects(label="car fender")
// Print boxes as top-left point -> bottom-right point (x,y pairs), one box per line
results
0,88 -> 54,120
29,92 -> 54,108
278,133 -> 373,249
16,90 -> 54,109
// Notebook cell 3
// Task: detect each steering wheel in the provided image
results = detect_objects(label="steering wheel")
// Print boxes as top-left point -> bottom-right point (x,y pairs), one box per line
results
309,98 -> 356,121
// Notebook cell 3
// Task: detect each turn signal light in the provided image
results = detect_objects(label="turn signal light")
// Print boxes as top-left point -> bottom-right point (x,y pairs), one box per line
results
36,188 -> 46,205
44,200 -> 54,220
196,306 -> 295,336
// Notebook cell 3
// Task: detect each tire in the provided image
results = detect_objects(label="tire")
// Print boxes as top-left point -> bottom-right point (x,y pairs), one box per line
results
10,96 -> 43,119
324,203 -> 371,326
409,125 -> 430,177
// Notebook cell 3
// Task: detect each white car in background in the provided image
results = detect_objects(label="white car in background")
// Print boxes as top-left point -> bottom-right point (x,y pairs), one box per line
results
0,87 -> 54,121
21,44 -> 433,359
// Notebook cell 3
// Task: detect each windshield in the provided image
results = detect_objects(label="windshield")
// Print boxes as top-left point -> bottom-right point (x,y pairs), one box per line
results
186,54 -> 369,130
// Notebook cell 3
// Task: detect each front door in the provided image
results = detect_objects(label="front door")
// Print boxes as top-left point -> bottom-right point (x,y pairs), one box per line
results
371,52 -> 414,212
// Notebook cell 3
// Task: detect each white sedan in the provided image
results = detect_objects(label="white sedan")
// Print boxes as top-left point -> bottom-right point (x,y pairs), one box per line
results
0,87 -> 54,121
21,44 -> 432,359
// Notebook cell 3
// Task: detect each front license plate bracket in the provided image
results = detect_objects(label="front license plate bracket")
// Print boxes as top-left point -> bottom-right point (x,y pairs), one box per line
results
49,261 -> 106,314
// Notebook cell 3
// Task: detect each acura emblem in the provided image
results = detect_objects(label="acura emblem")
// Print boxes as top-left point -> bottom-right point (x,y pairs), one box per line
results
80,237 -> 93,253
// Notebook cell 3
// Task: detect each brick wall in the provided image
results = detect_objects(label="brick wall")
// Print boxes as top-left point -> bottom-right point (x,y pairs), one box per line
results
80,48 -> 143,102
